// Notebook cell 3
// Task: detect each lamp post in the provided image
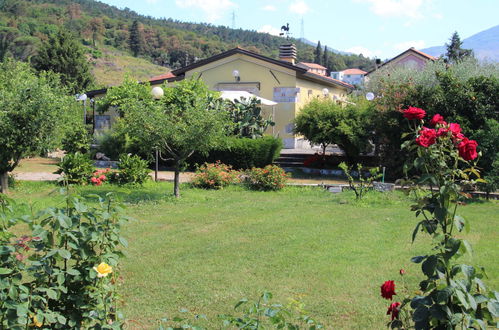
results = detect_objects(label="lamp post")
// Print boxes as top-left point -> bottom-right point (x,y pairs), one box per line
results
76,93 -> 88,125
151,86 -> 164,181
322,88 -> 329,98
232,69 -> 240,82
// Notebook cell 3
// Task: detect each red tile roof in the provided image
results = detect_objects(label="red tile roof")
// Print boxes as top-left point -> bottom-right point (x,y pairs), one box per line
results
303,71 -> 354,89
411,48 -> 438,60
149,72 -> 176,81
341,68 -> 367,75
298,62 -> 327,70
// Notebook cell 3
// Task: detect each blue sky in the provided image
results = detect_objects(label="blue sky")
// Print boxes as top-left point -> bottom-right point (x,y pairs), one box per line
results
99,0 -> 498,59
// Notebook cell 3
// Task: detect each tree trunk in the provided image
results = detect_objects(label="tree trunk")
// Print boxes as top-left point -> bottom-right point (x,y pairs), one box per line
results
173,162 -> 180,198
0,172 -> 8,194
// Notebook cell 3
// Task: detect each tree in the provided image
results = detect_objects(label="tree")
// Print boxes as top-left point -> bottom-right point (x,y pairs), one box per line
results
445,31 -> 472,64
86,17 -> 105,47
322,45 -> 329,70
294,98 -> 374,163
314,40 -> 322,65
32,29 -> 94,94
227,97 -> 274,138
0,60 -> 77,193
109,78 -> 231,197
129,20 -> 146,57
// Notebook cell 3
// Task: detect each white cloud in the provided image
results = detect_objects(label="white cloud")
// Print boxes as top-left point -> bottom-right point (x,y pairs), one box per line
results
346,46 -> 381,58
433,13 -> 443,19
393,40 -> 426,51
289,0 -> 310,15
145,0 -> 159,3
175,0 -> 236,22
262,5 -> 277,11
258,25 -> 281,36
354,0 -> 426,19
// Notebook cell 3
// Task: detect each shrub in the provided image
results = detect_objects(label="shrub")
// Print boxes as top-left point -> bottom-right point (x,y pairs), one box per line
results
244,165 -> 289,191
191,161 -> 239,189
110,154 -> 150,185
189,136 -> 282,170
0,190 -> 128,328
61,123 -> 92,154
90,168 -> 111,186
55,152 -> 94,185
339,162 -> 381,200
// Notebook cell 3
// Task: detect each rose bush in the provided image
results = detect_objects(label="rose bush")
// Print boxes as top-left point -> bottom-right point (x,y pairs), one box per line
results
378,108 -> 498,329
244,165 -> 289,191
191,161 -> 240,189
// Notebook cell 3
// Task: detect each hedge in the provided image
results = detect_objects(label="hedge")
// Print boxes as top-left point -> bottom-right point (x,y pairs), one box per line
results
189,136 -> 283,170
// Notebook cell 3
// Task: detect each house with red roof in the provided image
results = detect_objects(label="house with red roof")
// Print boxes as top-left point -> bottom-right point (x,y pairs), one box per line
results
330,68 -> 367,86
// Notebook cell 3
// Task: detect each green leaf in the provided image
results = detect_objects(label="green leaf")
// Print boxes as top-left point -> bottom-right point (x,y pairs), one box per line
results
66,268 -> 80,276
422,255 -> 438,276
456,290 -> 470,310
454,215 -> 465,232
57,214 -> 72,228
46,288 -> 57,300
436,287 -> 454,304
0,267 -> 13,275
411,255 -> 427,263
488,301 -> 499,317
58,249 -> 71,260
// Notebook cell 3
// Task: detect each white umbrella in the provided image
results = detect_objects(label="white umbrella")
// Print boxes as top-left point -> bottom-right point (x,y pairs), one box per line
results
220,90 -> 277,106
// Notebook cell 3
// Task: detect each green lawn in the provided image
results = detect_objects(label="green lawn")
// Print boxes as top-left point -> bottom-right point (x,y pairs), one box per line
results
7,181 -> 499,329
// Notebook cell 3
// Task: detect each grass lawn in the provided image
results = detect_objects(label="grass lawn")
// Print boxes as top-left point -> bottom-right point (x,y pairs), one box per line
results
7,181 -> 499,329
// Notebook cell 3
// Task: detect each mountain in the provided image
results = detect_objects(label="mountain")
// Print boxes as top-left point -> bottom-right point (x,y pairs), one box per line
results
0,0 -> 375,87
422,25 -> 499,62
298,38 -> 352,55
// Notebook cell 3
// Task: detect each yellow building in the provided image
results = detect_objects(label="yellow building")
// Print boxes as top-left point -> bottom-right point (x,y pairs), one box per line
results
87,45 -> 353,149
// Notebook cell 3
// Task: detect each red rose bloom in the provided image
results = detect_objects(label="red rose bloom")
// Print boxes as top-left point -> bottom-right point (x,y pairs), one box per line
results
449,123 -> 461,136
399,269 -> 405,275
403,106 -> 426,120
387,302 -> 401,320
429,114 -> 445,127
381,280 -> 396,300
416,127 -> 437,148
458,138 -> 478,161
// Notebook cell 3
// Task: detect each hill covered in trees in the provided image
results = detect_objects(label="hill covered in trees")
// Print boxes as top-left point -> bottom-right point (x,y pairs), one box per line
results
0,0 -> 375,87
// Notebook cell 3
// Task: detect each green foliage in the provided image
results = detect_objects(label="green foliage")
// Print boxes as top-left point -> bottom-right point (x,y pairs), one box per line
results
227,97 -> 275,139
55,152 -> 94,185
387,110 -> 498,329
98,76 -> 154,116
472,119 -> 499,195
122,78 -> 232,197
245,165 -> 289,191
0,60 -> 77,193
32,29 -> 94,94
445,31 -> 473,64
294,98 -> 374,162
62,123 -> 92,154
339,162 -> 381,200
0,190 -> 128,328
189,136 -> 283,170
191,162 -> 240,190
129,20 -> 145,57
110,154 -> 150,185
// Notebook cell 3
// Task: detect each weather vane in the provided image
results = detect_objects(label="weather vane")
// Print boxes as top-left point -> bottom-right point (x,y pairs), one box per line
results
279,23 -> 291,39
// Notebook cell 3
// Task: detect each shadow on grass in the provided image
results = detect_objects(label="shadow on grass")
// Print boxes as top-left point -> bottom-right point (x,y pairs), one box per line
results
78,183 -> 178,205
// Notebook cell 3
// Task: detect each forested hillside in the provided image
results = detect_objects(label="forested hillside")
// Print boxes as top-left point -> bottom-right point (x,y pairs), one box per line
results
0,0 -> 375,87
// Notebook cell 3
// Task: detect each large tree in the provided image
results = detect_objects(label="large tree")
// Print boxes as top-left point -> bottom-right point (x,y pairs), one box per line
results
105,78 -> 231,197
445,31 -> 473,64
32,29 -> 94,94
129,20 -> 146,57
314,40 -> 322,65
0,61 -> 77,193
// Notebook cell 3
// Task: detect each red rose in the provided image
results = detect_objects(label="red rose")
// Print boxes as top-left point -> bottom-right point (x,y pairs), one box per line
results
436,127 -> 449,137
403,106 -> 426,120
458,138 -> 478,161
449,123 -> 461,136
416,127 -> 437,148
387,302 -> 401,320
399,269 -> 405,275
381,280 -> 396,300
429,114 -> 445,127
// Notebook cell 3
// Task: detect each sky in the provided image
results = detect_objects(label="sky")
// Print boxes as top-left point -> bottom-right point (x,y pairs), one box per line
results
99,0 -> 498,59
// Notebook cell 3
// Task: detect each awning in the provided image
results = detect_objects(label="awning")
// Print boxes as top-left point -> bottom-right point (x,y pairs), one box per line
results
220,90 -> 277,106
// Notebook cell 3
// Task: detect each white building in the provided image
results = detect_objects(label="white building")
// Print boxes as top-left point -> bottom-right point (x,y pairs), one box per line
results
330,68 -> 367,86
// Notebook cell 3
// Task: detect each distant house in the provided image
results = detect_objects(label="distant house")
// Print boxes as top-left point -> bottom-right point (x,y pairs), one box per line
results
365,47 -> 437,77
86,45 -> 353,149
330,68 -> 367,86
296,62 -> 328,76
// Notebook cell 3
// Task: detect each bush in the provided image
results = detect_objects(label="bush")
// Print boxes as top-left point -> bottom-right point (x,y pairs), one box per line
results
61,123 -> 92,154
0,190 -> 127,328
189,136 -> 282,170
191,161 -> 240,189
55,152 -> 94,185
244,165 -> 289,191
94,127 -> 152,161
90,168 -> 111,186
110,154 -> 150,185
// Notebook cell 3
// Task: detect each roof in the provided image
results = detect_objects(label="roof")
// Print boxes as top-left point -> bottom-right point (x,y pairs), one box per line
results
297,62 -> 327,70
341,68 -> 367,75
149,72 -> 176,81
172,47 -> 352,89
365,47 -> 437,75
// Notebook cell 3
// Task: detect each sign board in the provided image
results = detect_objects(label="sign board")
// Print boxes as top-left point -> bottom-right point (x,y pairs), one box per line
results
273,87 -> 300,103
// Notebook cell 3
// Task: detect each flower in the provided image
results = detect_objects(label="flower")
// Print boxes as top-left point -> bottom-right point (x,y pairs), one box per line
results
415,127 -> 437,148
403,106 -> 426,120
387,302 -> 401,320
91,177 -> 98,183
448,123 -> 461,136
93,262 -> 113,278
31,315 -> 43,328
381,280 -> 396,300
458,138 -> 478,161
399,269 -> 405,275
429,114 -> 445,127
99,175 -> 106,181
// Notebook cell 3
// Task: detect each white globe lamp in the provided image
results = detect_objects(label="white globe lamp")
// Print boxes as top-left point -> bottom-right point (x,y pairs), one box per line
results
151,86 -> 164,100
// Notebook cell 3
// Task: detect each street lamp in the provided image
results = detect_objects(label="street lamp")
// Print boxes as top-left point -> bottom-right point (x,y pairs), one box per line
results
76,93 -> 88,125
151,86 -> 164,100
322,88 -> 329,97
232,69 -> 240,82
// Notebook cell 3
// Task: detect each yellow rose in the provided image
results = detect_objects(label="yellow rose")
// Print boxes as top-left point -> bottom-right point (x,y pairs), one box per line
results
93,262 -> 113,278
31,315 -> 42,328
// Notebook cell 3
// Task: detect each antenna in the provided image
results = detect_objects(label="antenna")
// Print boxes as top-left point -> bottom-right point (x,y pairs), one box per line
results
300,18 -> 305,40
231,11 -> 236,29
279,23 -> 291,39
